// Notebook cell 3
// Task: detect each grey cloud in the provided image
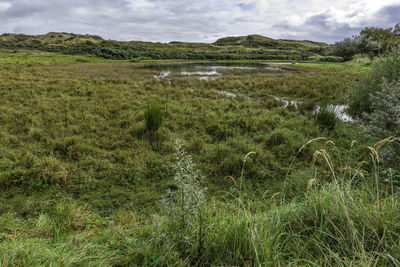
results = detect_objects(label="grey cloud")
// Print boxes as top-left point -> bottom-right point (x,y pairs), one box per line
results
0,0 -> 398,43
4,1 -> 47,17
375,4 -> 400,24
345,11 -> 361,19
274,4 -> 400,43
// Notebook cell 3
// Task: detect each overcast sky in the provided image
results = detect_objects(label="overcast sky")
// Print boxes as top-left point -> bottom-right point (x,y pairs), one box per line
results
0,0 -> 399,43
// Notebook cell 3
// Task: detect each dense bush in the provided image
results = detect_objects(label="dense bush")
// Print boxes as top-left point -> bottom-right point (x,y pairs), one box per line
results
361,81 -> 400,168
350,50 -> 400,169
356,24 -> 400,56
362,80 -> 400,137
349,49 -> 400,115
329,38 -> 360,61
328,24 -> 400,61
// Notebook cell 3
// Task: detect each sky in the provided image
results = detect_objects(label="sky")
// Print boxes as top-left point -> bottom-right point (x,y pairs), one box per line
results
0,0 -> 399,43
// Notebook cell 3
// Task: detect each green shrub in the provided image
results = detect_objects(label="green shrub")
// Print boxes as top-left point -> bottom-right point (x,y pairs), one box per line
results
329,38 -> 360,61
361,81 -> 400,168
144,103 -> 164,132
349,49 -> 400,115
315,105 -> 338,131
362,80 -> 400,137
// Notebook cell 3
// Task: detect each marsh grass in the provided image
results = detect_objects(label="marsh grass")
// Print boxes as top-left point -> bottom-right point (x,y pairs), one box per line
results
133,138 -> 400,266
0,140 -> 398,265
0,49 -> 384,266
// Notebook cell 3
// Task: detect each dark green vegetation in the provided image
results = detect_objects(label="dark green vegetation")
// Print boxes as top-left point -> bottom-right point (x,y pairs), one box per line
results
330,23 -> 400,61
0,32 -> 328,60
349,49 -> 400,172
1,48 -> 399,266
349,49 -> 400,114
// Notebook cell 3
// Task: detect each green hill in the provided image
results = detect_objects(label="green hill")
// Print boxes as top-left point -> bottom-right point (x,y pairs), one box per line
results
0,32 -> 102,45
0,32 -> 328,60
213,34 -> 326,49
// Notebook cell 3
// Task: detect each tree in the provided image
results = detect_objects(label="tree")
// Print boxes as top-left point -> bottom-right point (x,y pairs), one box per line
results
355,25 -> 400,56
329,38 -> 360,61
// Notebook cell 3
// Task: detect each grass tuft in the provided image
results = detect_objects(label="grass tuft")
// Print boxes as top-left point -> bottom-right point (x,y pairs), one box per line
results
144,103 -> 164,132
315,104 -> 339,130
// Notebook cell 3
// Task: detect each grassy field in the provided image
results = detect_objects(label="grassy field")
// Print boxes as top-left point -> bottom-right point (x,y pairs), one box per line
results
1,49 -> 399,266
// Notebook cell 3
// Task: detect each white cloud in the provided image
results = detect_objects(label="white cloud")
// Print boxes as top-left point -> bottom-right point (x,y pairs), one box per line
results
0,1 -> 11,12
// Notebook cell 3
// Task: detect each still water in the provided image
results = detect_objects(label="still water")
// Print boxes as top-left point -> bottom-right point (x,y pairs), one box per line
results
140,62 -> 289,80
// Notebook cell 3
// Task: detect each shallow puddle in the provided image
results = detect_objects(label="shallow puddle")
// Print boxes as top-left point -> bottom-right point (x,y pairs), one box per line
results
274,96 -> 354,122
314,105 -> 354,122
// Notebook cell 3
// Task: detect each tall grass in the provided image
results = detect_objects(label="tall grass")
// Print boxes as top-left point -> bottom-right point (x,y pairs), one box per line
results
144,103 -> 164,132
117,138 -> 400,265
0,138 -> 398,266
199,138 -> 400,266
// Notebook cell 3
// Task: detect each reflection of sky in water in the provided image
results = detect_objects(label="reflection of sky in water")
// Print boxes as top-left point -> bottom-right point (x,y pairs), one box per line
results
181,71 -> 220,76
274,96 -> 354,122
314,105 -> 354,122
145,62 -> 287,81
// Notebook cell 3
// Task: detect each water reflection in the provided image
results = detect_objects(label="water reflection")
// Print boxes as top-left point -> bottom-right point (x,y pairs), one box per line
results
141,62 -> 287,80
274,96 -> 354,122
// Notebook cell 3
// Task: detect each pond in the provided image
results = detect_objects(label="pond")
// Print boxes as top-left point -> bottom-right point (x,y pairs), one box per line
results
139,62 -> 291,80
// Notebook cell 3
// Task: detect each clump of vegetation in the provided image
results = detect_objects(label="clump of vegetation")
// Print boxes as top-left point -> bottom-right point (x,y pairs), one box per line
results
144,103 -> 164,132
329,38 -> 360,61
347,49 -> 400,171
356,24 -> 400,56
360,80 -> 400,168
362,80 -> 400,137
349,49 -> 400,115
315,104 -> 339,130
329,23 -> 400,61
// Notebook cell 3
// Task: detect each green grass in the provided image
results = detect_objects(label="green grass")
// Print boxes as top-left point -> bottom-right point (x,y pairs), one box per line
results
0,49 -> 114,64
0,141 -> 398,266
1,49 -> 396,266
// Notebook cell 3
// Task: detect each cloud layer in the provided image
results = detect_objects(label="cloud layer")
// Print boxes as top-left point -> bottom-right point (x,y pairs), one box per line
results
0,0 -> 398,43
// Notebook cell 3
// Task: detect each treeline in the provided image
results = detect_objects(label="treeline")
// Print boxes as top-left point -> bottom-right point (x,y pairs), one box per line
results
329,23 -> 400,61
